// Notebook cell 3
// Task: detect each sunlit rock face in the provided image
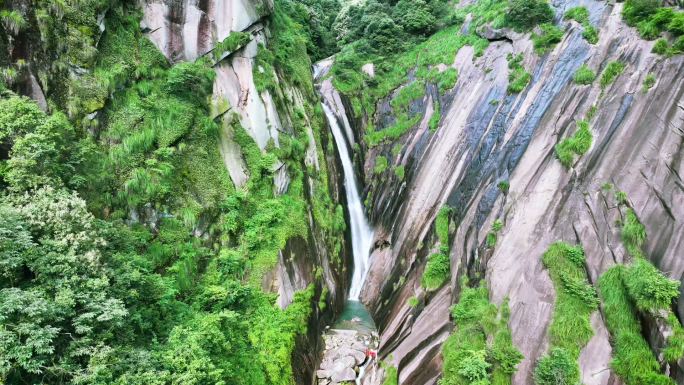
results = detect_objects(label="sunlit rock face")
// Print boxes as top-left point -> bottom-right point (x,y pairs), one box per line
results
139,0 -> 272,63
317,0 -> 684,383
139,2 -> 352,383
140,0 -> 297,191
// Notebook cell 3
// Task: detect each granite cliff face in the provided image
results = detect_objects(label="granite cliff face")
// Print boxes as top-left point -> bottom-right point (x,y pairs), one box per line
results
142,0 -> 684,382
8,0 -> 684,382
139,0 -> 353,382
317,0 -> 684,383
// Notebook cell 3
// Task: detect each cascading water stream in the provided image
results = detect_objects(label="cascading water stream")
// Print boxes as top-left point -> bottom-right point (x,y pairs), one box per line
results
322,103 -> 374,301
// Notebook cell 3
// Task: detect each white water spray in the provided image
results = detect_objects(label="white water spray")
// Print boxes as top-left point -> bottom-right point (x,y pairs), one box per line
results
322,103 -> 374,301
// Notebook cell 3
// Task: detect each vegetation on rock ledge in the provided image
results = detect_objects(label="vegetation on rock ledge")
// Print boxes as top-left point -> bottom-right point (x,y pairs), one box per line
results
440,280 -> 523,385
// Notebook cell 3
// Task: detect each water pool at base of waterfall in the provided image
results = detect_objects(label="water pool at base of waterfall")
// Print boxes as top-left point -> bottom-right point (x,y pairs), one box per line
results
332,300 -> 376,334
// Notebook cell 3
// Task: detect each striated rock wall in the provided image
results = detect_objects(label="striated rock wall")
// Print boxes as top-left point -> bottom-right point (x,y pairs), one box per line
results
140,0 -> 272,63
317,0 -> 684,383
141,0 -> 354,382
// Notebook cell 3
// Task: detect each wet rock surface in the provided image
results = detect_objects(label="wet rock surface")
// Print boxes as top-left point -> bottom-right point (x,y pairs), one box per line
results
317,0 -> 684,383
316,329 -> 380,384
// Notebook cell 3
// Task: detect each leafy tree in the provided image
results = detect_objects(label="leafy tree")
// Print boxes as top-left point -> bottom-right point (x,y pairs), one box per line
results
392,0 -> 437,34
622,0 -> 662,26
0,187 -> 129,383
0,95 -> 82,191
166,62 -> 215,99
363,14 -> 406,53
534,347 -> 579,385
504,0 -> 554,31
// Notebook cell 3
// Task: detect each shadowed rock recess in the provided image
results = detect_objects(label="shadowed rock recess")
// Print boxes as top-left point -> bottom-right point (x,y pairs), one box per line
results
2,0 -> 684,383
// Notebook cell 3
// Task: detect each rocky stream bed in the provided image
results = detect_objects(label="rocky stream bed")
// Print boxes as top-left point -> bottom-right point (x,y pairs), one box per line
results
316,326 -> 379,385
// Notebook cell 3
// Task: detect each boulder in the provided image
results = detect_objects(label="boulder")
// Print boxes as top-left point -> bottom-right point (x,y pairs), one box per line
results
332,356 -> 356,370
325,348 -> 366,364
475,25 -> 514,41
351,342 -> 367,352
316,370 -> 332,379
320,359 -> 335,370
361,63 -> 374,78
331,367 -> 356,383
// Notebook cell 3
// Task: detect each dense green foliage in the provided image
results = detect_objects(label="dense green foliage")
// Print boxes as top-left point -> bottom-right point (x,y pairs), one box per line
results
421,206 -> 451,288
620,0 -> 684,47
426,67 -> 458,92
596,207 -> 680,384
622,208 -> 646,257
653,38 -> 670,53
440,280 -> 523,385
534,347 -> 580,385
395,165 -> 405,180
555,120 -> 592,168
429,100 -> 441,132
599,61 -> 625,88
283,0 -> 342,60
532,23 -> 564,54
421,251 -> 450,290
332,0 -> 455,55
642,73 -> 656,91
564,7 -> 589,24
582,24 -> 600,44
504,0 -> 554,31
392,143 -> 403,156
436,206 -> 451,247
535,242 -> 597,384
0,0 -> 345,383
624,258 -> 679,313
507,53 -> 531,94
382,365 -> 399,385
391,81 -> 426,112
573,64 -> 595,85
374,155 -> 388,173
598,265 -> 675,384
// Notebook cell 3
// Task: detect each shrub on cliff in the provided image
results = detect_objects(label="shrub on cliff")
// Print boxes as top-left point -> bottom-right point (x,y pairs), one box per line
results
504,0 -> 554,31
599,61 -> 625,89
624,259 -> 680,312
652,38 -> 669,54
598,264 -> 677,384
394,165 -> 405,180
442,281 -> 523,384
622,0 -> 662,26
167,61 -> 215,97
532,23 -> 564,54
564,6 -> 589,24
374,155 -> 388,173
582,24 -> 599,44
555,120 -> 593,168
421,252 -> 450,289
534,347 -> 580,385
573,64 -> 595,85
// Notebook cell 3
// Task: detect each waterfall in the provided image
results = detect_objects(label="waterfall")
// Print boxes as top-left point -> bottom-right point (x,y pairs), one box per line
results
322,103 -> 374,301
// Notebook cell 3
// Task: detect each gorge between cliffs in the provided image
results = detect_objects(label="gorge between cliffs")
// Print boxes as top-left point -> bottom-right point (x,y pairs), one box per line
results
1,0 -> 684,383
